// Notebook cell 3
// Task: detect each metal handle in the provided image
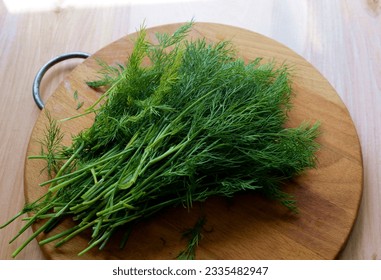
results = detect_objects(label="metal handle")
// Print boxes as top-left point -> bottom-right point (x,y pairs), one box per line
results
33,52 -> 91,109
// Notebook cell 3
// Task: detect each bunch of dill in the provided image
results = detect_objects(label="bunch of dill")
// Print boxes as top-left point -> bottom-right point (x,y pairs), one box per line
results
1,22 -> 320,257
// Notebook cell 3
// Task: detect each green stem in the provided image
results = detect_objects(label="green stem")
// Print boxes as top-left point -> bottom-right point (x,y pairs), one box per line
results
9,204 -> 52,244
48,142 -> 85,191
11,220 -> 52,258
39,225 -> 80,246
59,110 -> 96,122
0,211 -> 25,229
54,220 -> 96,248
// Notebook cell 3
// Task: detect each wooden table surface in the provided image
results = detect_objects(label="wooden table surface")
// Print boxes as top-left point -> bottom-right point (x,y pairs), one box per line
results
0,0 -> 380,260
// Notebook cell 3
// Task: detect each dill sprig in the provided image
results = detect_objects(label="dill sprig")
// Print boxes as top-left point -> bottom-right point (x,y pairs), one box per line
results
177,217 -> 206,260
1,21 -> 320,258
30,111 -> 65,178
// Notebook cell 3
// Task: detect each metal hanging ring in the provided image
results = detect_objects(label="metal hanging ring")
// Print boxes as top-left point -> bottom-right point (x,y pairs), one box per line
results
33,52 -> 91,110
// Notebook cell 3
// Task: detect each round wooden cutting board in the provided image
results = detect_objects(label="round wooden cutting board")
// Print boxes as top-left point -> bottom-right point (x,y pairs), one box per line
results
24,23 -> 363,260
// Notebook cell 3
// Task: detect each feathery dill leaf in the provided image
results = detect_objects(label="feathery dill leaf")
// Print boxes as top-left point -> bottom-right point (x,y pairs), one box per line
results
32,111 -> 65,178
177,216 -> 206,260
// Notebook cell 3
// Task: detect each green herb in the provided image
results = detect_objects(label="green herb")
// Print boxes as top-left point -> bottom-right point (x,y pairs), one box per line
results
27,111 -> 65,178
76,101 -> 84,110
1,22 -> 320,258
177,217 -> 206,260
72,90 -> 84,110
73,90 -> 78,101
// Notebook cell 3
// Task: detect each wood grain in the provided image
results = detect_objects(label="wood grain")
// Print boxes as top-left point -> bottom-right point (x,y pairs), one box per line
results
1,0 -> 379,260
23,23 -> 362,260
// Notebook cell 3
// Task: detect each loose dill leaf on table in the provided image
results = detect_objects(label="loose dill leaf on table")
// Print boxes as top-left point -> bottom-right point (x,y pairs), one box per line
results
76,101 -> 84,110
177,217 -> 206,260
73,90 -> 78,101
1,21 -> 320,258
